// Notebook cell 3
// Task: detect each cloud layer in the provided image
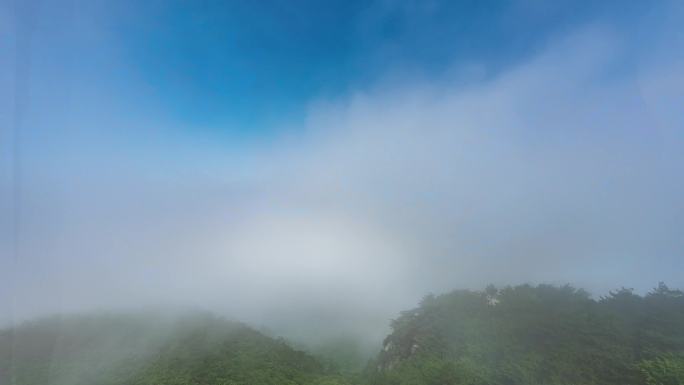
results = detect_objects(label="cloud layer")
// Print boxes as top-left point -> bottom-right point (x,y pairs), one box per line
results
2,3 -> 683,349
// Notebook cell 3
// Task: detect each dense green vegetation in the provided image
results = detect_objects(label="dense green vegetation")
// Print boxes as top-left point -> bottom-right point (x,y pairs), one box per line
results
1,283 -> 682,385
369,283 -> 684,385
0,312 -> 350,385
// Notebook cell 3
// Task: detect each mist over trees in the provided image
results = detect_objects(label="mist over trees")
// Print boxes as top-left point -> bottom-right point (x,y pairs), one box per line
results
370,283 -> 684,385
1,283 -> 683,385
3,0 -> 683,384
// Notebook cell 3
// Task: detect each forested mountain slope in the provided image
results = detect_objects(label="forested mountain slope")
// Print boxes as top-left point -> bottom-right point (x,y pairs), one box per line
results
368,283 -> 684,385
0,312 -> 349,385
1,284 -> 683,385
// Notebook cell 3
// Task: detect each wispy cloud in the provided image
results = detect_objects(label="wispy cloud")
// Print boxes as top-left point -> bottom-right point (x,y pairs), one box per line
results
2,2 -> 683,348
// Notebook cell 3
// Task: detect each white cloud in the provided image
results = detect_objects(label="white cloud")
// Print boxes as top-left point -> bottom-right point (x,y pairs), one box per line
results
2,19 -> 683,347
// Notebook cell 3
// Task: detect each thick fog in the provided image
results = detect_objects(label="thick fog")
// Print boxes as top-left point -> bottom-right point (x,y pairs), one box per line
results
1,0 -> 683,350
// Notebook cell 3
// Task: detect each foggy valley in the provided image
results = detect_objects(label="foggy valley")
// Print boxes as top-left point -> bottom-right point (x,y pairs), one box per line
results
1,0 -> 683,384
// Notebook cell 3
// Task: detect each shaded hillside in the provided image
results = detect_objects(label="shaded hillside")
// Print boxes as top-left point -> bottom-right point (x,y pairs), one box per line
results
0,312 -> 350,385
369,283 -> 684,385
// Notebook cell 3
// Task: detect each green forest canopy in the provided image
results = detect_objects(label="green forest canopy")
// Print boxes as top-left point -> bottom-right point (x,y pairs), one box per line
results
1,283 -> 683,385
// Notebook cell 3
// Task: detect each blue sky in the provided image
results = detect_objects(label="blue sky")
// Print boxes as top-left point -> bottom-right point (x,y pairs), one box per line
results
1,0 -> 683,333
106,0 -> 659,131
5,0 -> 662,132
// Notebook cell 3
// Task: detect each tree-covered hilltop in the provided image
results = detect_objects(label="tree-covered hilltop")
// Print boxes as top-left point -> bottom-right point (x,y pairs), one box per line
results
0,312 -> 173,385
1,283 -> 683,385
368,283 -> 684,385
0,312 -> 351,385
